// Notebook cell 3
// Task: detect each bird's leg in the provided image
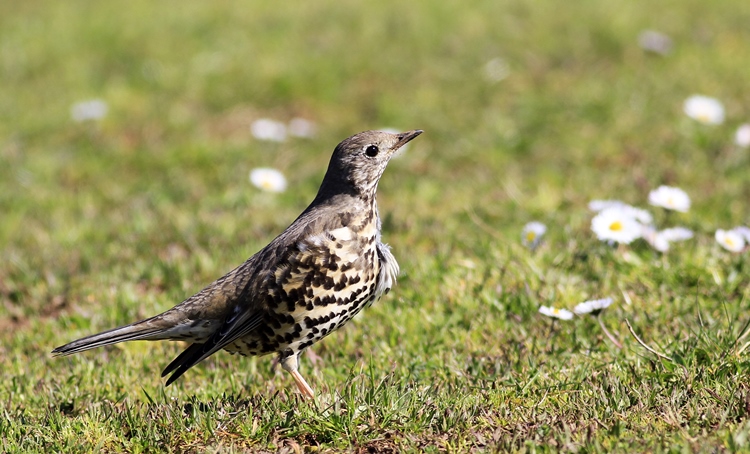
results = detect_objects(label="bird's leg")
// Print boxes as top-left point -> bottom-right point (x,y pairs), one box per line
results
290,370 -> 315,400
281,353 -> 315,399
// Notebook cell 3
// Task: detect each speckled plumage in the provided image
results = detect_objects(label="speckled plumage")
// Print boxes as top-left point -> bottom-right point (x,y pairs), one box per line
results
53,129 -> 422,398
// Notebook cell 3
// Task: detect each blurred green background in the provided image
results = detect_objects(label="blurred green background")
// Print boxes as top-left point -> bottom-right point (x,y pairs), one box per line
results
1,0 -> 750,451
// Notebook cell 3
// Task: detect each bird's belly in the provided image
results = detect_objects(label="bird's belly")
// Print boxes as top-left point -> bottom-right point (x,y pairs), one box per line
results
224,286 -> 378,358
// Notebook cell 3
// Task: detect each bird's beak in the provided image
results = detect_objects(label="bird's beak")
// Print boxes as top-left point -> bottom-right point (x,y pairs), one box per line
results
392,130 -> 423,150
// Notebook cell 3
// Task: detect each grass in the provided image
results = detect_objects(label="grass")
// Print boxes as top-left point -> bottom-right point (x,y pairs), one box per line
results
2,0 -> 750,451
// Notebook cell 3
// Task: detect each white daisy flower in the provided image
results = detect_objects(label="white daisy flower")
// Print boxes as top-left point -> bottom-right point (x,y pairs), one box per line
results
641,225 -> 671,252
288,118 -> 317,138
251,118 -> 287,142
539,306 -> 574,320
573,297 -> 614,315
683,95 -> 725,125
71,99 -> 108,122
591,207 -> 643,244
648,185 -> 691,212
644,226 -> 694,252
521,222 -> 547,249
589,200 -> 652,224
249,168 -> 287,193
637,30 -> 673,55
735,124 -> 750,148
715,229 -> 745,252
484,57 -> 510,82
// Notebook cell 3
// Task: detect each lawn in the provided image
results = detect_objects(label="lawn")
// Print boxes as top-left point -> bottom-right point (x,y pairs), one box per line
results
2,0 -> 750,452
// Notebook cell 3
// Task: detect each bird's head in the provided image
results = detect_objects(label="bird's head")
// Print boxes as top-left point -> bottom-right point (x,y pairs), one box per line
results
318,129 -> 423,199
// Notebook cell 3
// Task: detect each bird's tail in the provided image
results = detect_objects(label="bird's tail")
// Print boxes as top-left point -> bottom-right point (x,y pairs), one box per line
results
52,317 -> 174,356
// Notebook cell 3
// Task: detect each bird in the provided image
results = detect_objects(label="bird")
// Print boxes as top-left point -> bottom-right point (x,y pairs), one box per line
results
53,129 -> 423,399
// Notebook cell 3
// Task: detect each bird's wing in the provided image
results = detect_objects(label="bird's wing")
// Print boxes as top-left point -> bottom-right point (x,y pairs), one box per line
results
161,209 -> 350,385
160,256 -> 274,385
161,302 -> 264,385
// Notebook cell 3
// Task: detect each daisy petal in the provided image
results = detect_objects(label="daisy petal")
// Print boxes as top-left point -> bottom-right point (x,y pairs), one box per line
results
573,297 -> 614,315
539,306 -> 574,320
648,186 -> 691,213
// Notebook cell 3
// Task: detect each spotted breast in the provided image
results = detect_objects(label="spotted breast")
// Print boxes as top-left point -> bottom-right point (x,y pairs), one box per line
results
224,199 -> 399,362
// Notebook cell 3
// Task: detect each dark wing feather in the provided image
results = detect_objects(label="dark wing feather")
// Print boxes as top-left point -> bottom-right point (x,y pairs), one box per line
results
162,308 -> 265,385
161,260 -> 272,386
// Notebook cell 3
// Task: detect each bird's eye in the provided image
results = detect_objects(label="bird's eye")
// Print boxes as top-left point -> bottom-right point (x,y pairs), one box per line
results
365,145 -> 379,157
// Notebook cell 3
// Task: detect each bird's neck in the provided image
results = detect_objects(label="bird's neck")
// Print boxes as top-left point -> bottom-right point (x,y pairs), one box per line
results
314,178 -> 379,207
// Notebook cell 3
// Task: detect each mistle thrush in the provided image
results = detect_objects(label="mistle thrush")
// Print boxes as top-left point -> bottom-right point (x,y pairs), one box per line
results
53,129 -> 423,399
